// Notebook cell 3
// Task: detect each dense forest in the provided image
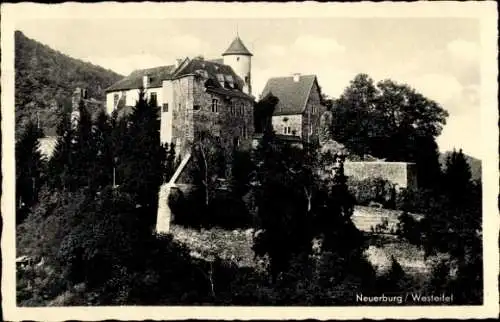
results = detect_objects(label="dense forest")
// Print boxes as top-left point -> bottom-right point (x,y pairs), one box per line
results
15,31 -> 123,137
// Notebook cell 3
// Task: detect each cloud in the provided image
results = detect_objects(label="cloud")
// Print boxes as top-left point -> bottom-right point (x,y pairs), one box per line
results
265,44 -> 287,57
292,35 -> 346,58
164,34 -> 208,56
447,39 -> 479,63
446,39 -> 480,85
410,73 -> 463,106
437,112 -> 482,159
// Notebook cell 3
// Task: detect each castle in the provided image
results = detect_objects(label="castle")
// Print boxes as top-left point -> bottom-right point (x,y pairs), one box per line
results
105,36 -> 255,159
66,35 -> 418,234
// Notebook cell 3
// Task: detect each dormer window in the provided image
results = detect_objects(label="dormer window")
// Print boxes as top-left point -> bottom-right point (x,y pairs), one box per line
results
216,74 -> 224,87
225,75 -> 234,88
143,75 -> 150,88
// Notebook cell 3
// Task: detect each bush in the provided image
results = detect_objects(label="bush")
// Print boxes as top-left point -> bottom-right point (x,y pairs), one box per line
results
395,187 -> 444,214
347,177 -> 397,209
396,212 -> 423,245
170,186 -> 253,230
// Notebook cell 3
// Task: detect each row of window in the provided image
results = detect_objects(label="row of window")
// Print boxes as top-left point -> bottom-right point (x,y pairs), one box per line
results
138,96 -> 244,115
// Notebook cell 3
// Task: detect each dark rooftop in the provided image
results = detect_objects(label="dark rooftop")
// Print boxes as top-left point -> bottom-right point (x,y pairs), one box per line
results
222,36 -> 253,56
105,65 -> 176,92
261,74 -> 320,116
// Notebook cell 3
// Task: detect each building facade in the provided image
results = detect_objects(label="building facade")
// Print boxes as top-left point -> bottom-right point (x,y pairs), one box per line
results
260,74 -> 326,146
105,36 -> 255,158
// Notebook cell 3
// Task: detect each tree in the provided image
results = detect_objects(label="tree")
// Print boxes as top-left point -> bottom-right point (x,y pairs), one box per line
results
118,88 -> 165,229
251,133 -> 314,281
442,149 -> 472,203
72,99 -> 97,190
91,110 -> 115,191
250,94 -> 318,280
16,120 -> 45,222
253,92 -> 279,134
190,131 -> 226,208
332,74 -> 449,188
163,142 -> 177,183
46,113 -> 75,191
331,74 -> 380,157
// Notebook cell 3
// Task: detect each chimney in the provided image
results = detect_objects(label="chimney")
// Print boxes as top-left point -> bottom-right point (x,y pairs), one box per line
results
293,73 -> 301,82
143,75 -> 150,89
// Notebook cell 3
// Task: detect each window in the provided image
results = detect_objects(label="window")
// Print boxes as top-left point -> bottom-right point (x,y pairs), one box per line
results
230,102 -> 235,115
225,75 -> 234,88
237,57 -> 240,62
284,126 -> 292,135
113,94 -> 119,107
150,92 -> 158,106
242,125 -> 247,139
162,103 -> 169,112
211,99 -> 219,113
178,103 -> 181,111
216,74 -> 224,87
240,104 -> 244,116
193,105 -> 201,111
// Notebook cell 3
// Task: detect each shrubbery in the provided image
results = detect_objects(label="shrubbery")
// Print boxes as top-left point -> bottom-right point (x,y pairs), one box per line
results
347,177 -> 397,209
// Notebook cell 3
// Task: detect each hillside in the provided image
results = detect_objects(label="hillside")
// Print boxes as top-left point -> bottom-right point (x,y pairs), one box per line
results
439,151 -> 482,182
15,31 -> 123,137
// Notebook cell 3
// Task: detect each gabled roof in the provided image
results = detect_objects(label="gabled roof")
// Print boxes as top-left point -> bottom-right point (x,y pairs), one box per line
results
222,36 -> 253,56
261,74 -> 320,116
106,65 -> 176,92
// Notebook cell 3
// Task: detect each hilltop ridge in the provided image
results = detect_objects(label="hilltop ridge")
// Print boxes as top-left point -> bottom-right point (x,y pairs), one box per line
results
15,31 -> 123,137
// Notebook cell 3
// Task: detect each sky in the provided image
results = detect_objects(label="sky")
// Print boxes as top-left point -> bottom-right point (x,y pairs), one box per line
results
16,16 -> 484,158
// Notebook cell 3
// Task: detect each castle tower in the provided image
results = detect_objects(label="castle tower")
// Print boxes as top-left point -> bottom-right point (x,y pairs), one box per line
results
222,35 -> 253,95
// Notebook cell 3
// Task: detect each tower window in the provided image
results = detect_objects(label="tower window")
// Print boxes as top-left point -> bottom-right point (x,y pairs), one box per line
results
162,103 -> 169,112
211,99 -> 219,113
237,57 -> 240,61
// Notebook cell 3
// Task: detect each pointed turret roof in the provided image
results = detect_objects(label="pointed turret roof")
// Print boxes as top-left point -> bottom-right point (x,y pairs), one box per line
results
222,36 -> 253,56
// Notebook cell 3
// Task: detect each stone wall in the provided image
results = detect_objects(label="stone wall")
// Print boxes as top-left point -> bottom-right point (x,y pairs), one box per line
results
191,78 -> 254,162
170,76 -> 195,157
169,75 -> 253,160
344,161 -> 417,190
272,115 -> 302,137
